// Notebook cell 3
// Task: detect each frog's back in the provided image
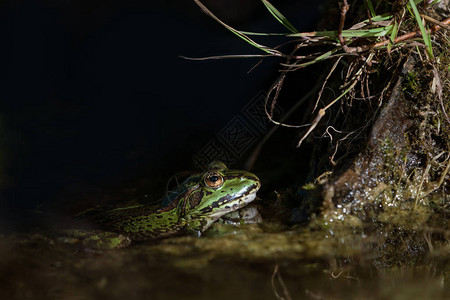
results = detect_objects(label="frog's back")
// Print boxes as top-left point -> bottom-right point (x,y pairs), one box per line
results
77,176 -> 198,239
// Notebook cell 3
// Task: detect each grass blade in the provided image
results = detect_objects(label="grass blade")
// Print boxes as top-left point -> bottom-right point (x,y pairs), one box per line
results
281,47 -> 343,69
194,0 -> 281,55
289,25 -> 393,40
408,0 -> 434,59
261,0 -> 298,33
239,31 -> 290,36
389,20 -> 399,43
364,0 -> 376,18
388,20 -> 399,51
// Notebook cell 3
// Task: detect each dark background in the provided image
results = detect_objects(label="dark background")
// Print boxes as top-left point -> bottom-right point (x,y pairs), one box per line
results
0,0 -> 323,229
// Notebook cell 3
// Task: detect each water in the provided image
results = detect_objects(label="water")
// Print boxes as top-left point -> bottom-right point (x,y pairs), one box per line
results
1,221 -> 448,300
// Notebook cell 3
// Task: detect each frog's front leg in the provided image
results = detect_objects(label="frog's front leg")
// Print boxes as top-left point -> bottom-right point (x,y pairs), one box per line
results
180,217 -> 205,238
59,229 -> 131,250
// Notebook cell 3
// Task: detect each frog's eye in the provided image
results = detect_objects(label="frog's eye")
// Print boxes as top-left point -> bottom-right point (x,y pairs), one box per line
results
204,171 -> 224,188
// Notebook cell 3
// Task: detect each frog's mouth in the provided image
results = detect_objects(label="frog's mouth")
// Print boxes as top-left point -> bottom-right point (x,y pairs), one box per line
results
213,191 -> 258,217
198,183 -> 260,220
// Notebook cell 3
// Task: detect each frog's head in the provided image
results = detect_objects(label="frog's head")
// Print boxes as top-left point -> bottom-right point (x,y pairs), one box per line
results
181,161 -> 260,232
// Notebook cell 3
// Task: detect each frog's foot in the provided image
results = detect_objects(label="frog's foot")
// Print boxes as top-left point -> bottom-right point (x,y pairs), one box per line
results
220,205 -> 262,225
58,229 -> 131,250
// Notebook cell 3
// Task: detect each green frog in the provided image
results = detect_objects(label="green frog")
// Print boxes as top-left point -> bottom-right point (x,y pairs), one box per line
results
65,161 -> 261,249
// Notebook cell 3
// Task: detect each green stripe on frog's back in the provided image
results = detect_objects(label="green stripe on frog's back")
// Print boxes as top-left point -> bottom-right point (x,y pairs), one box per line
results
86,161 -> 261,240
110,206 -> 186,240
93,186 -> 198,240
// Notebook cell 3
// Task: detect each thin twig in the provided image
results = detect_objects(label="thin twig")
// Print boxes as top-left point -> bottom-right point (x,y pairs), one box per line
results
194,0 -> 282,56
415,164 -> 431,209
373,17 -> 449,51
179,54 -> 271,60
420,14 -> 450,31
263,45 -> 318,129
245,79 -> 322,169
296,108 -> 326,147
271,264 -> 292,300
313,57 -> 343,111
344,17 -> 450,53
338,0 -> 351,53
432,65 -> 450,124
421,156 -> 450,198
296,53 -> 374,148
325,127 -> 357,166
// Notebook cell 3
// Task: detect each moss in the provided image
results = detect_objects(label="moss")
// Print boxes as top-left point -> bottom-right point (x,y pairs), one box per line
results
404,71 -> 420,94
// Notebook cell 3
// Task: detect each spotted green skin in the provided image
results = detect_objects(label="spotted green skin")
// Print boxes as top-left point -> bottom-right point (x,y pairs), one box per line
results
87,161 -> 260,242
